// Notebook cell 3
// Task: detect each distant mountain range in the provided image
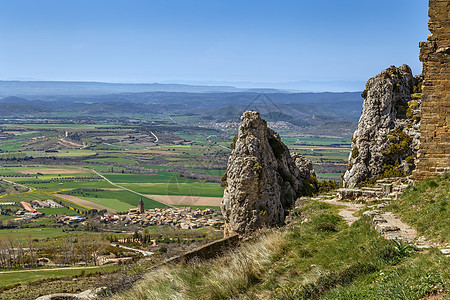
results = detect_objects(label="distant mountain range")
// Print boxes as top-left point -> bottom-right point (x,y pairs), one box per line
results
0,81 -> 364,135
0,80 -> 282,97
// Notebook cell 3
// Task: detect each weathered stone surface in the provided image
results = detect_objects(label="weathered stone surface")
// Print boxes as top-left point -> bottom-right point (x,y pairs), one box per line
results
221,111 -> 317,237
343,65 -> 422,188
415,0 -> 450,179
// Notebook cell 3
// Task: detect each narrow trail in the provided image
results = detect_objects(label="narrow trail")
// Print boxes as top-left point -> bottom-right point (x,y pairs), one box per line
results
315,194 -> 450,257
316,196 -> 363,226
91,169 -> 175,208
111,243 -> 153,256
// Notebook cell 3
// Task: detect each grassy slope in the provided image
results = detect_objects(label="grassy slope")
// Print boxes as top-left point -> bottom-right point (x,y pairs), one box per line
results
388,174 -> 449,243
111,180 -> 449,300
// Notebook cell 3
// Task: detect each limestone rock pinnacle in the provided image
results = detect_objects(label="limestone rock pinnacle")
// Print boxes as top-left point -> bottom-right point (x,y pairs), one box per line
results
343,65 -> 422,188
221,110 -> 317,237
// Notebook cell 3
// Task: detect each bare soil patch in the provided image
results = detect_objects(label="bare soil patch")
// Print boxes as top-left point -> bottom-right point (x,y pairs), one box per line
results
145,195 -> 221,207
17,168 -> 91,175
318,197 -> 364,226
53,194 -> 116,213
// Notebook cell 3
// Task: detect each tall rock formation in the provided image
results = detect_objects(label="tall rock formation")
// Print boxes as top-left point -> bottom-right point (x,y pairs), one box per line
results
343,65 -> 423,188
221,111 -> 317,237
415,0 -> 450,179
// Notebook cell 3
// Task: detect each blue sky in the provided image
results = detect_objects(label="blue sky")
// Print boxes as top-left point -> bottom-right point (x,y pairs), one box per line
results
0,0 -> 429,90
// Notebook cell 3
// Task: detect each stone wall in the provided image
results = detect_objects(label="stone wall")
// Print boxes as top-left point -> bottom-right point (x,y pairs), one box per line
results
164,234 -> 240,264
415,0 -> 450,179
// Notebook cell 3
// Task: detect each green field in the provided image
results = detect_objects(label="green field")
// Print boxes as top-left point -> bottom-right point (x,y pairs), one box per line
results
25,181 -> 115,189
6,174 -> 96,182
0,265 -> 119,288
36,207 -> 79,216
187,168 -> 225,176
64,189 -> 166,210
102,171 -> 199,183
0,169 -> 22,176
0,227 -> 83,241
85,157 -> 137,165
82,197 -> 135,212
55,150 -> 97,157
121,182 -> 224,197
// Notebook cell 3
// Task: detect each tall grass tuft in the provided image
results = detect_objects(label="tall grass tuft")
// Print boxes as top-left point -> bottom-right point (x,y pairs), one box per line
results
110,231 -> 286,300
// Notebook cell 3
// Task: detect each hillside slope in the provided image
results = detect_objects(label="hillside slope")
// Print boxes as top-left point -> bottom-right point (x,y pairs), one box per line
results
108,175 -> 449,299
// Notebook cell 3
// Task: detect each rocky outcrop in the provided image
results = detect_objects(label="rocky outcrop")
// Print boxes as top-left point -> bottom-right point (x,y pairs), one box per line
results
343,65 -> 422,188
291,152 -> 319,194
221,111 -> 317,237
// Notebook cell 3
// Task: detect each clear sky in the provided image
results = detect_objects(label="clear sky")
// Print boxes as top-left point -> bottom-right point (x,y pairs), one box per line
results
0,0 -> 429,90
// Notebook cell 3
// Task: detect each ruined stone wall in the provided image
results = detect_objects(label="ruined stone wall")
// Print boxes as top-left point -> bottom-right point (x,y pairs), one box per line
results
415,0 -> 450,179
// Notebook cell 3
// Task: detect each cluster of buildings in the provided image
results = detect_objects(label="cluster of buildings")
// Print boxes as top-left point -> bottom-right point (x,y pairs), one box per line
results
100,205 -> 224,230
31,199 -> 64,208
15,201 -> 44,218
58,215 -> 85,225
15,199 -> 65,219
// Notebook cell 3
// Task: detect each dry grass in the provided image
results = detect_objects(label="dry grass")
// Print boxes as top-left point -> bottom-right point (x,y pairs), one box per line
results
110,231 -> 286,300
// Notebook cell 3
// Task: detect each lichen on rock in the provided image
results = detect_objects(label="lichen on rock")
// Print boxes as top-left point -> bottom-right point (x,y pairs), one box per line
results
343,65 -> 422,188
221,110 -> 317,237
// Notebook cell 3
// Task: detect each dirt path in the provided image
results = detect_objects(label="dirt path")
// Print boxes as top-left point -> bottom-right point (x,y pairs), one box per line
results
317,195 -> 449,257
111,243 -> 153,256
149,130 -> 159,143
317,197 -> 363,226
378,212 -> 417,242
53,193 -> 116,213
0,178 -> 31,192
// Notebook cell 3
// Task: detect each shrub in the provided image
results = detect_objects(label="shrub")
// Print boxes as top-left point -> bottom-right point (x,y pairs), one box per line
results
351,147 -> 359,159
230,134 -> 238,149
220,172 -> 227,187
298,175 -> 318,197
406,107 -> 413,119
411,93 -> 422,100
318,180 -> 340,193
413,82 -> 422,94
253,162 -> 262,174
405,155 -> 414,163
361,90 -> 368,99
381,128 -> 412,156
408,100 -> 419,109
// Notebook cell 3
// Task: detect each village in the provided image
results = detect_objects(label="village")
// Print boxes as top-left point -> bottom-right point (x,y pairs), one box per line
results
100,199 -> 225,230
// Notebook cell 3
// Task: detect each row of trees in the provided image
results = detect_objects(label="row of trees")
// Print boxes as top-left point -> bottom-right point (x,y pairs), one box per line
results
0,234 -> 109,268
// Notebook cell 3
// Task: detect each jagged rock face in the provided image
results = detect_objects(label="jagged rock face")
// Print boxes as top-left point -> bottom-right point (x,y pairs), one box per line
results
221,111 -> 317,237
291,152 -> 319,194
343,65 -> 422,188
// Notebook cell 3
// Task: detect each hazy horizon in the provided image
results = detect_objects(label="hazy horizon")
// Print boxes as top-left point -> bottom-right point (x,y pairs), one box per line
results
1,0 -> 428,89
